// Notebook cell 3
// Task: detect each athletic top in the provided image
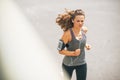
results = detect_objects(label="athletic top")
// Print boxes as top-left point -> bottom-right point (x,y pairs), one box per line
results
63,28 -> 86,66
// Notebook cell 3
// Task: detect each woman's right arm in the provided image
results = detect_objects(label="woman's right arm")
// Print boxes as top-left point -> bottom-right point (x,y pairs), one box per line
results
58,30 -> 80,56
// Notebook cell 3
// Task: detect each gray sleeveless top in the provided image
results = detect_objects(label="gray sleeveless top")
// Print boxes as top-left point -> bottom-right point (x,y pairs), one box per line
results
63,28 -> 86,66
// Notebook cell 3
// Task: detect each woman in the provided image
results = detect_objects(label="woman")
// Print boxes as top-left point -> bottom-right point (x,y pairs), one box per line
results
56,9 -> 91,80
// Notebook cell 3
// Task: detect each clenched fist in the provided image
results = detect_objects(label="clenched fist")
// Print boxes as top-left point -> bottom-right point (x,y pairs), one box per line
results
85,44 -> 91,50
74,49 -> 81,56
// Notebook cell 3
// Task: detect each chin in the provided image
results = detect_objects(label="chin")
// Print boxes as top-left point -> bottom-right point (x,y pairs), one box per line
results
79,26 -> 82,28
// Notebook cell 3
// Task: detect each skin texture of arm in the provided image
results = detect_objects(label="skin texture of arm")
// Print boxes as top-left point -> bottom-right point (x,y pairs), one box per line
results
58,30 -> 81,56
82,26 -> 92,50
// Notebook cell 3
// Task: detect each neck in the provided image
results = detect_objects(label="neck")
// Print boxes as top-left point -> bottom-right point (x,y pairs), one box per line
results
72,27 -> 81,34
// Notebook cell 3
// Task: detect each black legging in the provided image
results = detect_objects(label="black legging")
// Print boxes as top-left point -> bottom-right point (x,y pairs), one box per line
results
62,63 -> 87,80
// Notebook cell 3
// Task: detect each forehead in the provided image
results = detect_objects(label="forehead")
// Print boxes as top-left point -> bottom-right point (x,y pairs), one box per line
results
74,15 -> 85,20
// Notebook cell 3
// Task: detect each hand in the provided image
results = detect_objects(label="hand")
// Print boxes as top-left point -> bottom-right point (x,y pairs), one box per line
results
86,44 -> 91,50
74,49 -> 81,56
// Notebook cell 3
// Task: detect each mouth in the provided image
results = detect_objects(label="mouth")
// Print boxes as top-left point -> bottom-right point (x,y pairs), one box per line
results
79,25 -> 82,27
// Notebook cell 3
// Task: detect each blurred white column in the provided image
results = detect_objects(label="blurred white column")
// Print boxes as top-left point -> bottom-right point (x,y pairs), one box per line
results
0,0 -> 61,80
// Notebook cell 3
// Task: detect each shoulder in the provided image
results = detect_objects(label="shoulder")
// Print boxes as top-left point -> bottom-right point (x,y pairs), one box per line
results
82,26 -> 88,34
63,29 -> 71,36
61,29 -> 71,44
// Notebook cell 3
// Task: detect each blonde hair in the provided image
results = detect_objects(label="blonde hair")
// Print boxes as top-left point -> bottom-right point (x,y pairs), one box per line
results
56,9 -> 85,31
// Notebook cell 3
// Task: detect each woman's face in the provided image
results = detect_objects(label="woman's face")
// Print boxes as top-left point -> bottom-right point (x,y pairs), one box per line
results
73,15 -> 85,28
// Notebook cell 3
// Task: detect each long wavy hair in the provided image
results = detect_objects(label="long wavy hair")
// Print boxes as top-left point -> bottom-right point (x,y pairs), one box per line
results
56,9 -> 85,31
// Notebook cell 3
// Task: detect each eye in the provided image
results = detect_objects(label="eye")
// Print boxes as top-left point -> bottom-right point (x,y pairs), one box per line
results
77,20 -> 80,22
81,20 -> 84,23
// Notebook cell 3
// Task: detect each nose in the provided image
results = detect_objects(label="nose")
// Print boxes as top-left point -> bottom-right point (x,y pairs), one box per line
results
79,21 -> 83,25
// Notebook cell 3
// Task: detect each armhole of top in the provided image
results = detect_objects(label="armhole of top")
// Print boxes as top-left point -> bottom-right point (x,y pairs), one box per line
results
69,28 -> 75,40
81,30 -> 86,38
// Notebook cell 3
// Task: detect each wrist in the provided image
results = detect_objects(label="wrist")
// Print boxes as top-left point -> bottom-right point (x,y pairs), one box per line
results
70,51 -> 76,56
